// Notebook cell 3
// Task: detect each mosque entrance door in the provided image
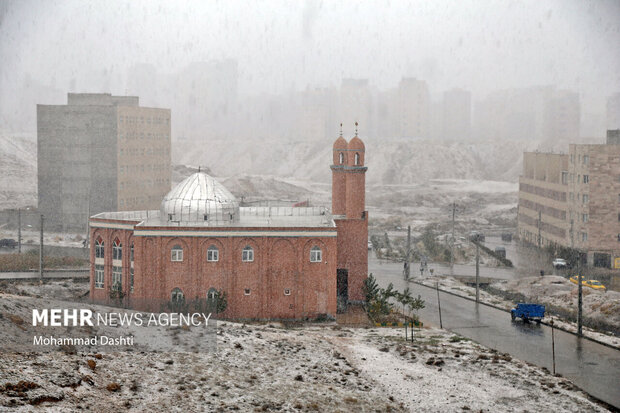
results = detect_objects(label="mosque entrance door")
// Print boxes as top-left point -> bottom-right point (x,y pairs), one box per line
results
336,269 -> 348,313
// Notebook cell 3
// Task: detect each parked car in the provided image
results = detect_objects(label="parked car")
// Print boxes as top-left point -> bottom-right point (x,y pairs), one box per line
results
552,258 -> 569,269
0,238 -> 17,248
469,231 -> 485,242
584,280 -> 606,291
494,246 -> 506,258
569,276 -> 605,291
367,240 -> 373,250
511,303 -> 545,323
501,232 -> 513,242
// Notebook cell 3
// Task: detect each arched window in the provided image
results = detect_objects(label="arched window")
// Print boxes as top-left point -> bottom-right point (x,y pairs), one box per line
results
354,152 -> 360,165
171,245 -> 183,262
207,245 -> 219,262
130,242 -> 134,292
242,246 -> 254,262
95,238 -> 104,259
310,246 -> 322,262
339,152 -> 344,164
206,287 -> 218,312
113,239 -> 122,260
171,287 -> 184,304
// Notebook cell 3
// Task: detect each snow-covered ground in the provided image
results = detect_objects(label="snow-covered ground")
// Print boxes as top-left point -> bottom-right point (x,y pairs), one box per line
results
0,287 -> 609,412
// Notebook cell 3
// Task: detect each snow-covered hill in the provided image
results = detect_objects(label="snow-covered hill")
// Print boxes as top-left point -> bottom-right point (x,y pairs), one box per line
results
174,138 -> 533,185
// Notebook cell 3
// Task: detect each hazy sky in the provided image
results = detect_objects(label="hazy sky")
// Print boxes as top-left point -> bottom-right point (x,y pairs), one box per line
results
1,0 -> 619,102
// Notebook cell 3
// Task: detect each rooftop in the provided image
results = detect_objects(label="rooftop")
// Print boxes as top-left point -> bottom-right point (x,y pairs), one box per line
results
91,206 -> 334,228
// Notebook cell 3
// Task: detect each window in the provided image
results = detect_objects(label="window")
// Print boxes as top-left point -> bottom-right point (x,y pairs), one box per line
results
310,246 -> 322,262
618,213 -> 620,222
583,155 -> 589,164
95,238 -> 104,259
618,234 -> 620,242
582,214 -> 588,223
581,232 -> 588,242
561,171 -> 568,185
354,153 -> 360,165
171,287 -> 184,304
244,288 -> 251,295
207,288 -> 218,301
112,265 -> 122,289
207,245 -> 219,262
339,152 -> 344,164
583,175 -> 589,184
583,194 -> 589,204
95,264 -> 104,288
284,288 -> 291,296
171,245 -> 183,262
130,267 -> 134,292
113,239 -> 122,260
204,214 -> 209,221
569,192 -> 574,201
130,243 -> 134,262
242,246 -> 254,262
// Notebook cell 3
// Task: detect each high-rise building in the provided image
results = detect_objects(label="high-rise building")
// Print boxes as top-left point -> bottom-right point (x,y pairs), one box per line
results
474,86 -> 579,144
607,92 -> 620,130
397,77 -> 430,138
442,88 -> 471,140
517,130 -> 620,268
37,93 -> 171,232
340,79 -> 373,138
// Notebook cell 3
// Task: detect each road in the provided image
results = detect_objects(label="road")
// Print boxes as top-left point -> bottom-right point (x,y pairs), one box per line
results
370,255 -> 620,408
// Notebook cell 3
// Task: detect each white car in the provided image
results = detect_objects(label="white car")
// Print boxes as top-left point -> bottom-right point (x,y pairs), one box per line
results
552,258 -> 568,269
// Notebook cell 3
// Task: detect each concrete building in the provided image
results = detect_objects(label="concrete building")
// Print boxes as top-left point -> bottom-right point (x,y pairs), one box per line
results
442,88 -> 471,140
37,93 -> 171,232
340,79 -> 373,138
397,77 -> 430,138
474,86 -> 579,144
607,92 -> 620,130
88,134 -> 368,319
518,130 -> 620,268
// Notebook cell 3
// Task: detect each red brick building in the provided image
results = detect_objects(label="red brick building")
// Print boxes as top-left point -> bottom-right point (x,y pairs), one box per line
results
89,135 -> 368,319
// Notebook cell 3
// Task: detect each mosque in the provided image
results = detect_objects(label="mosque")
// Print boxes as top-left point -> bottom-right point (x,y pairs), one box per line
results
89,133 -> 368,319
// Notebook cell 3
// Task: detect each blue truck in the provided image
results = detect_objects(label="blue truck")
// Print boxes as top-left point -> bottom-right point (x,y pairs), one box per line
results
510,303 -> 545,323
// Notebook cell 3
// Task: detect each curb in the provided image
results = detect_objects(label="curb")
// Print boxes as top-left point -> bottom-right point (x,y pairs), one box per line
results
409,280 -> 620,352
374,321 -> 423,328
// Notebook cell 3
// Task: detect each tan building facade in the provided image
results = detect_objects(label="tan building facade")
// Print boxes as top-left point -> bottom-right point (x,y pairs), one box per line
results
37,93 -> 170,232
517,131 -> 620,269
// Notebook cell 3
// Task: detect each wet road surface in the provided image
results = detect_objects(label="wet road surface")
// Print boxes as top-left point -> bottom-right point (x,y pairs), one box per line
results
370,255 -> 620,408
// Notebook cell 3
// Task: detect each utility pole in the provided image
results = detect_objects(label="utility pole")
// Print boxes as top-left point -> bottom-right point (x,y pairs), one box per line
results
436,281 -> 443,329
475,242 -> 480,303
405,226 -> 411,280
550,318 -> 556,375
577,253 -> 583,336
17,208 -> 21,254
39,214 -> 44,280
538,210 -> 542,249
450,202 -> 456,275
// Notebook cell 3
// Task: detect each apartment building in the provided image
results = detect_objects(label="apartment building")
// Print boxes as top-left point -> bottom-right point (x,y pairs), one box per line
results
37,93 -> 171,232
517,130 -> 620,268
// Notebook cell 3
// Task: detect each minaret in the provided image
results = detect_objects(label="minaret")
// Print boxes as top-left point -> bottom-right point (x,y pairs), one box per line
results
331,123 -> 348,216
345,123 -> 366,219
331,122 -> 368,306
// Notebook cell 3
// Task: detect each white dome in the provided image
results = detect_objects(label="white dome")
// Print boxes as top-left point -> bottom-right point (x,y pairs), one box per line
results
160,173 -> 239,225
